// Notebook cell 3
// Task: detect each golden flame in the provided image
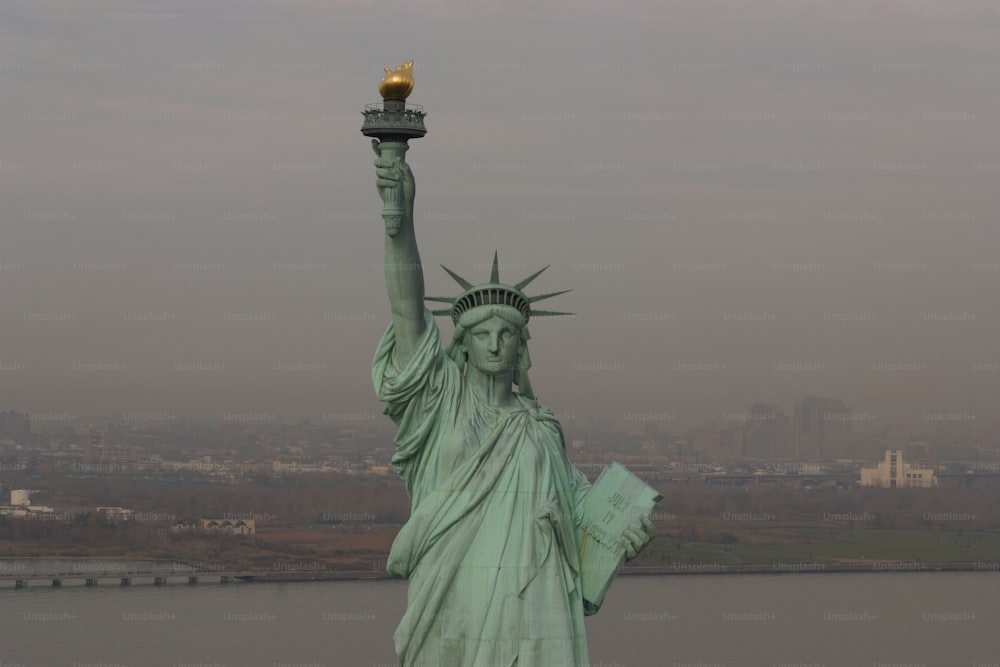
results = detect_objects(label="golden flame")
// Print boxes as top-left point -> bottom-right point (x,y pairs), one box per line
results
379,60 -> 415,100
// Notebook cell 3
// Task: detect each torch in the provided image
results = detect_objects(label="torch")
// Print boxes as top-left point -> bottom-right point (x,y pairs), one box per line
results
361,61 -> 427,237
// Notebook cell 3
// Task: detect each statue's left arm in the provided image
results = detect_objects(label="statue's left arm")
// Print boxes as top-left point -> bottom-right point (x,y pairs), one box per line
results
567,462 -> 655,561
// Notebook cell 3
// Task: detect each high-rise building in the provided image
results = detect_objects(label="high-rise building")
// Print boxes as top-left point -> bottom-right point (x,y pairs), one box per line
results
0,410 -> 30,441
718,425 -> 744,459
741,403 -> 792,459
688,422 -> 720,458
794,396 -> 852,461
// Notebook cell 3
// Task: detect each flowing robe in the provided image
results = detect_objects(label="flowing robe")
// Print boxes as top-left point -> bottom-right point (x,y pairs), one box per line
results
372,310 -> 593,667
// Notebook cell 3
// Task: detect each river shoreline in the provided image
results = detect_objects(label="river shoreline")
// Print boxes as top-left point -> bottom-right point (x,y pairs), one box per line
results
250,559 -> 999,582
2,557 -> 997,586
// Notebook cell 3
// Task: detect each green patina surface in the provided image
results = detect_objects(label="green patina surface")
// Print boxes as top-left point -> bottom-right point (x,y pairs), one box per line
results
363,66 -> 653,666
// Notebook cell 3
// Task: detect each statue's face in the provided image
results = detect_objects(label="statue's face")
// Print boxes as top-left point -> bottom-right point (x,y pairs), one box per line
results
462,316 -> 521,376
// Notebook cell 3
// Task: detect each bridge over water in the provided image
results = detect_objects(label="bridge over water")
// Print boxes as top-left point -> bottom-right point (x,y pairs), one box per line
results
0,570 -> 260,588
0,558 -> 258,589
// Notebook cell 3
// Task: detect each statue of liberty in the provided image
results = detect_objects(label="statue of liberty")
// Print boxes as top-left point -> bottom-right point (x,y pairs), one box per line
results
368,64 -> 655,667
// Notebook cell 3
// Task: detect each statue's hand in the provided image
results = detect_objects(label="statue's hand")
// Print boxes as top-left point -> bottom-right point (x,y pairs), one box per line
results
622,515 -> 656,561
373,141 -> 415,212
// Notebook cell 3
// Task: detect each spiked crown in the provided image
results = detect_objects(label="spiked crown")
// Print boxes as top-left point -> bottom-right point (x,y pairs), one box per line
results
426,252 -> 573,324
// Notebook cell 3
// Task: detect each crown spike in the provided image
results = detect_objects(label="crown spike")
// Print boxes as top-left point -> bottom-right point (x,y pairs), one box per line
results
490,251 -> 500,284
514,265 -> 549,290
440,265 -> 474,290
430,308 -> 453,317
528,289 -> 573,303
432,256 -> 571,323
529,310 -> 575,317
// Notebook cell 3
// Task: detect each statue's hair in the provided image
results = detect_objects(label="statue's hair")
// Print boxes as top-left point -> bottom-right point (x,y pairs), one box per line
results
445,304 -> 535,399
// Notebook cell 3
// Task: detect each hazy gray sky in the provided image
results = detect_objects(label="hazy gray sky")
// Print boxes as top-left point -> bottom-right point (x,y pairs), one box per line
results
1,0 -> 998,434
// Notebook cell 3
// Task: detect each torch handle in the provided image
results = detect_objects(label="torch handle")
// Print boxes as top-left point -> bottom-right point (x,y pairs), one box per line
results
373,140 -> 410,237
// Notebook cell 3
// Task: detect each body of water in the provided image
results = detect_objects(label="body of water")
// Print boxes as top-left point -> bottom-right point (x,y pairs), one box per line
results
1,572 -> 997,667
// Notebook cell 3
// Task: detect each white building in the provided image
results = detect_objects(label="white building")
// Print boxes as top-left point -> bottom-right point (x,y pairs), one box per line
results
860,449 -> 937,488
0,489 -> 56,517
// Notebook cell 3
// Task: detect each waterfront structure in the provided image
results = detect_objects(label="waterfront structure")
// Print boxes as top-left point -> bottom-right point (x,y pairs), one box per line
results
860,449 -> 937,488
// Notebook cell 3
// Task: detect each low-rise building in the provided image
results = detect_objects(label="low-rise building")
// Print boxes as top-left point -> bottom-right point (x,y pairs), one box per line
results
860,449 -> 937,488
200,518 -> 256,535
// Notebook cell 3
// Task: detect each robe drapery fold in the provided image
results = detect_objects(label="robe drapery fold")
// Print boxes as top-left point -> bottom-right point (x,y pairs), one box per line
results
373,309 -> 592,667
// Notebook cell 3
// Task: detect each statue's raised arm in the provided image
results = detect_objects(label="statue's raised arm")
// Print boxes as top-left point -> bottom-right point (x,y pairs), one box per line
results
374,141 -> 425,368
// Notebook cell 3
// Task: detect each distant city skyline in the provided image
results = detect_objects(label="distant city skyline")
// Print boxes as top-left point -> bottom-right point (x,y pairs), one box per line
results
1,1 -> 998,434
2,390 -> 992,443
